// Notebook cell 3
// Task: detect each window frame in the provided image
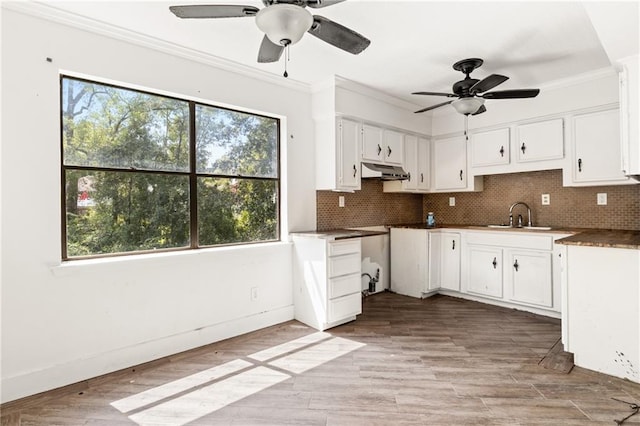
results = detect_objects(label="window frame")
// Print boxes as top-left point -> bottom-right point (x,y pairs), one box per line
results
60,75 -> 281,261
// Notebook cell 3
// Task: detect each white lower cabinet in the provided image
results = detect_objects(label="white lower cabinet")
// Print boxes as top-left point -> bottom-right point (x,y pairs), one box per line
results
292,236 -> 362,331
390,228 -> 565,317
390,228 -> 428,298
506,249 -> 553,308
466,245 -> 503,298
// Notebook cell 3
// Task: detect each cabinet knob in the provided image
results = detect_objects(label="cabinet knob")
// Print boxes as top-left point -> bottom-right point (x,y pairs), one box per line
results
420,173 -> 424,183
521,142 -> 526,154
459,169 -> 463,181
492,257 -> 497,269
452,240 -> 456,250
513,259 -> 519,272
387,146 -> 392,157
499,146 -> 505,157
408,172 -> 411,181
578,158 -> 582,172
377,144 -> 382,156
353,164 -> 357,178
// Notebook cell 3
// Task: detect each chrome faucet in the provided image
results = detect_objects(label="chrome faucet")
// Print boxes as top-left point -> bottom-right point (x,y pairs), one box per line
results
509,202 -> 532,227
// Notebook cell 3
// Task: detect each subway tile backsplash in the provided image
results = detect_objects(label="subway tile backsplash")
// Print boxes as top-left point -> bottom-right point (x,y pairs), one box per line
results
317,170 -> 640,231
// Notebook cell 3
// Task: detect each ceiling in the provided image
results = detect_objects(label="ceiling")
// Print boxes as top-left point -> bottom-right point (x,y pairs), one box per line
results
24,1 -> 636,109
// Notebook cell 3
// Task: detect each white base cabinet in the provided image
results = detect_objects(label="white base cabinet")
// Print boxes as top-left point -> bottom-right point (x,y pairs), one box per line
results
292,236 -> 362,331
390,228 -> 567,317
563,245 -> 640,383
390,228 -> 428,298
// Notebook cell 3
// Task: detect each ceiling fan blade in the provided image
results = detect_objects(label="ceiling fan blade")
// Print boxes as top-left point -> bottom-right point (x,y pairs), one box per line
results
482,89 -> 540,99
169,5 -> 259,19
472,104 -> 487,115
306,0 -> 346,8
469,74 -> 508,94
257,35 -> 284,63
412,91 -> 457,98
414,100 -> 454,114
307,15 -> 370,55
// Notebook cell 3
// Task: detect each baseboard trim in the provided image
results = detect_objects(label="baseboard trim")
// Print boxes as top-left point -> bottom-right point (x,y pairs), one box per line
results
1,305 -> 294,404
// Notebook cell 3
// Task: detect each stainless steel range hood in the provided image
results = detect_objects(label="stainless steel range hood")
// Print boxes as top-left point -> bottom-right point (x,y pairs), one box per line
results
361,162 -> 409,181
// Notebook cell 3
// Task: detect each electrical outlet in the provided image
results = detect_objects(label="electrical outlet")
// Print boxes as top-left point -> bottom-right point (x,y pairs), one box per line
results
251,287 -> 258,301
449,197 -> 455,206
541,194 -> 550,205
338,196 -> 345,208
597,193 -> 607,205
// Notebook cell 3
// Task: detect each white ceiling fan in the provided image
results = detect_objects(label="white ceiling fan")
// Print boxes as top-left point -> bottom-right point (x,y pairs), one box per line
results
169,0 -> 371,76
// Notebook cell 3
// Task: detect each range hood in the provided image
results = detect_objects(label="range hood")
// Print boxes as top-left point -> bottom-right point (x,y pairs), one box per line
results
361,162 -> 409,181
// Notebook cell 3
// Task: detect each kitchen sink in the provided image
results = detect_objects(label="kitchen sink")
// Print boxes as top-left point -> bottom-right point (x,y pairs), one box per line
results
486,225 -> 552,231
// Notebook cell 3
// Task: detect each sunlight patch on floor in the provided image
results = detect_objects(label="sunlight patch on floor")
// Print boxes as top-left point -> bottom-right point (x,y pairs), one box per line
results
110,331 -> 365,426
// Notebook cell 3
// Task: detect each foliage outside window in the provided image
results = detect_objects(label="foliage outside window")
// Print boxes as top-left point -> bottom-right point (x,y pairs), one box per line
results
61,76 -> 279,259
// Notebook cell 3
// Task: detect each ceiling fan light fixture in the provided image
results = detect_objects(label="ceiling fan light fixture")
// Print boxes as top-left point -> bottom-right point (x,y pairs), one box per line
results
451,97 -> 485,115
255,4 -> 313,46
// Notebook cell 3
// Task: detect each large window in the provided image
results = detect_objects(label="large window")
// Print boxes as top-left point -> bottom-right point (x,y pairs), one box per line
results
61,76 -> 279,259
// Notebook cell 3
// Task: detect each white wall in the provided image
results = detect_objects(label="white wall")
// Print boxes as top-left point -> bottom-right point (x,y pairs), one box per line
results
0,8 -> 316,403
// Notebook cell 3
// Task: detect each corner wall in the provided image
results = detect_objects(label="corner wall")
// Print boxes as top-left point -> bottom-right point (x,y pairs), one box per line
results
1,8 -> 315,403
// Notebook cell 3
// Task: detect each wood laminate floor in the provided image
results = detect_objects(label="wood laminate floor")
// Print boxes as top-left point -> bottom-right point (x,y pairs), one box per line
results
3,293 -> 640,425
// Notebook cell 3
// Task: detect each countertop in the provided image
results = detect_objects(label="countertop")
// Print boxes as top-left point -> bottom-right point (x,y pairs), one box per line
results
387,223 -> 640,250
290,229 -> 388,240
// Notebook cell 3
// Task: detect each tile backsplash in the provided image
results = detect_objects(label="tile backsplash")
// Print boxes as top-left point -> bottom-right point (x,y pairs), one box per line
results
422,169 -> 640,230
316,170 -> 640,231
316,179 -> 423,231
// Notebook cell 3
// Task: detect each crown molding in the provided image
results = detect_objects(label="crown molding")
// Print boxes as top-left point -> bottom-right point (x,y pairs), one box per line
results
537,66 -> 617,91
334,75 -> 423,112
2,1 -> 311,93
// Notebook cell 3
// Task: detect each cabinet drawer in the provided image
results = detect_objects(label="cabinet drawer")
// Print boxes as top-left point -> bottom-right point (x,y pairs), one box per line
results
328,293 -> 362,322
328,239 -> 361,257
329,273 -> 361,299
328,253 -> 361,278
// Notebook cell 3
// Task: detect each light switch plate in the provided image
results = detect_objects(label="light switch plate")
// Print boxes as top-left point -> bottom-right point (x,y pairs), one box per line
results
338,196 -> 345,207
449,197 -> 455,206
541,194 -> 550,205
597,193 -> 607,205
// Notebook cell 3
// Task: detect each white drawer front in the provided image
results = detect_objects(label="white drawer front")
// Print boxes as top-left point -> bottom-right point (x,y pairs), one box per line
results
466,232 -> 553,250
328,253 -> 361,278
329,273 -> 361,299
328,293 -> 362,322
328,239 -> 361,257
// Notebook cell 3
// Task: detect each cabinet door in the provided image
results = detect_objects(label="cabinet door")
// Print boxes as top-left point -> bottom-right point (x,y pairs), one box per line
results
467,245 -> 503,298
417,137 -> 431,190
428,232 -> 441,291
433,135 -> 467,190
384,129 -> 404,165
507,249 -> 553,308
403,134 -> 418,190
362,123 -> 384,162
338,118 -> 361,190
516,118 -> 564,162
573,108 -> 629,183
390,228 -> 428,298
470,128 -> 510,167
440,232 -> 461,291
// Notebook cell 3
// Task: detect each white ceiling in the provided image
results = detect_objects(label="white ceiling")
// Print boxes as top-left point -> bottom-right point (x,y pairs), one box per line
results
23,1 -> 638,108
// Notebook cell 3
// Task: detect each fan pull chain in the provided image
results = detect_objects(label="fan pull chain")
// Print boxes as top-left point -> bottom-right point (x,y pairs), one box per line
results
283,45 -> 290,78
464,114 -> 469,140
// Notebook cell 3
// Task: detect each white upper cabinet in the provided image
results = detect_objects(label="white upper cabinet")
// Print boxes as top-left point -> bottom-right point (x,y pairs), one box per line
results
383,129 -> 404,165
515,118 -> 564,163
470,128 -> 510,167
417,137 -> 431,191
403,134 -> 418,190
619,55 -> 640,177
433,135 -> 468,190
569,108 -> 632,186
337,118 -> 362,191
383,135 -> 430,193
361,123 -> 385,163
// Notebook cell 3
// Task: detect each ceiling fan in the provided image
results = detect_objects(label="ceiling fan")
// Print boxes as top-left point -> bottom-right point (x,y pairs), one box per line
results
169,0 -> 370,76
412,58 -> 540,116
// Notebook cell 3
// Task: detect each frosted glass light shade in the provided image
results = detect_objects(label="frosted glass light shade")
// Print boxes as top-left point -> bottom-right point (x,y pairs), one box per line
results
452,97 -> 485,115
256,4 -> 313,46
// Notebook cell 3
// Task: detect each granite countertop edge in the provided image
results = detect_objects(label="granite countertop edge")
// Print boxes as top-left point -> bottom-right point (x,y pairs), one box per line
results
386,223 -> 640,250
